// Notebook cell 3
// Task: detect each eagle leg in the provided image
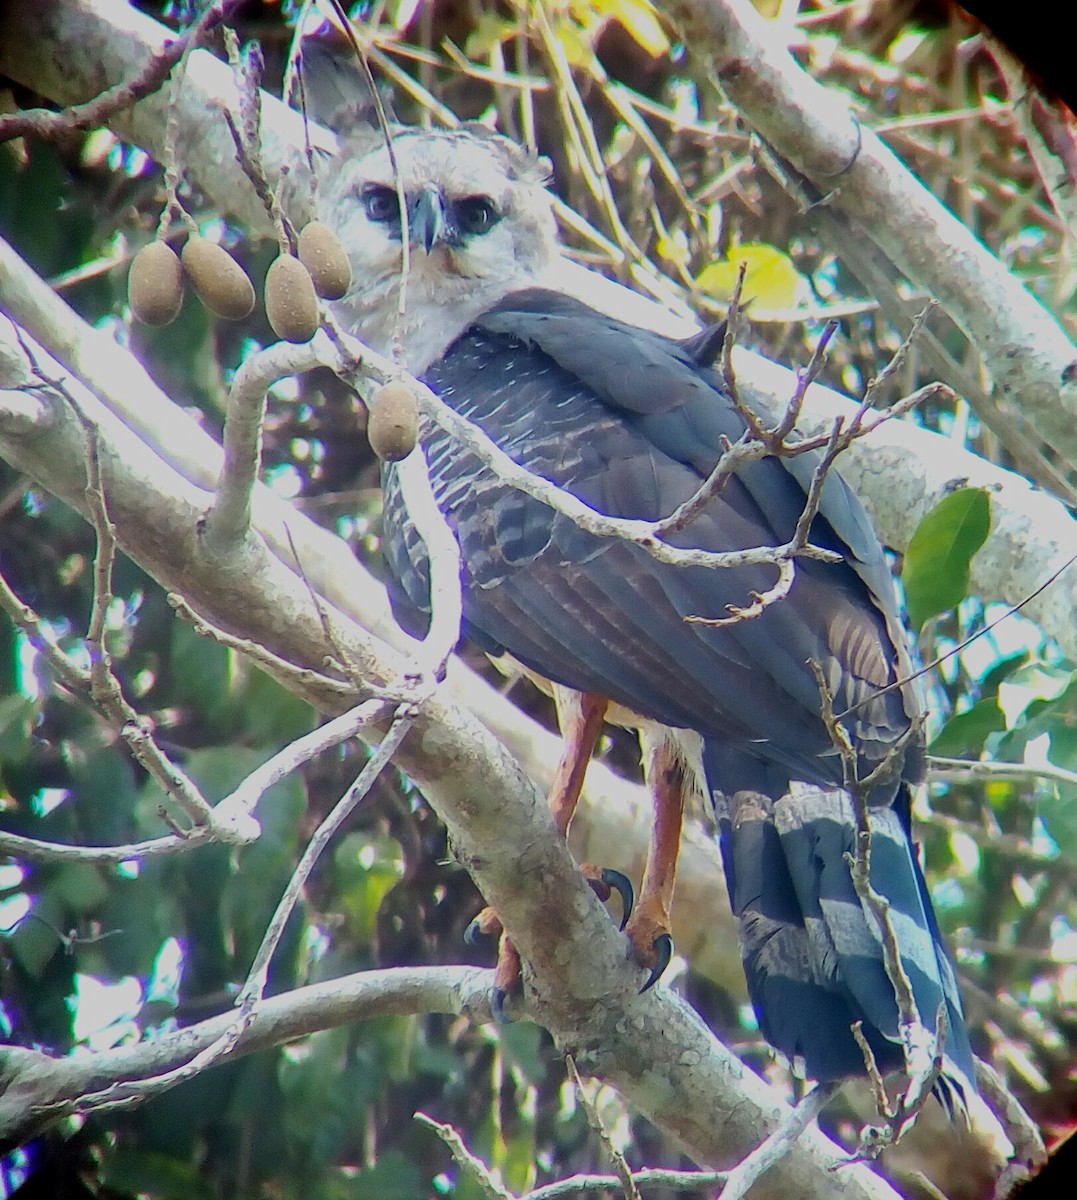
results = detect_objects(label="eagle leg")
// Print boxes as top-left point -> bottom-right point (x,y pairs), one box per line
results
547,691 -> 610,838
624,738 -> 686,991
479,691 -> 612,1013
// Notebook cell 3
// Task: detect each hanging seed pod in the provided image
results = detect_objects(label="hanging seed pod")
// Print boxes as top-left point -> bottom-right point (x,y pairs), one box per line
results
367,381 -> 419,462
181,235 -> 255,320
297,220 -> 351,300
265,253 -> 320,344
127,241 -> 184,327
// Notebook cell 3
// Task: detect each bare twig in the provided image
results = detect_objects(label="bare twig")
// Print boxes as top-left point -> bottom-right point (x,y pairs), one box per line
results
719,1084 -> 834,1200
685,557 -> 795,627
0,689 -> 392,866
168,592 -> 356,702
861,304 -> 937,407
222,27 -> 295,251
656,319 -> 840,544
55,703 -> 413,1121
525,1168 -> 727,1199
0,825 -> 195,866
415,1113 -> 516,1200
326,320 -> 842,574
928,755 -> 1077,792
810,659 -> 938,1145
0,1 -> 238,145
235,703 -> 413,1012
323,0 -> 413,363
7,350 -> 228,837
566,1057 -> 640,1200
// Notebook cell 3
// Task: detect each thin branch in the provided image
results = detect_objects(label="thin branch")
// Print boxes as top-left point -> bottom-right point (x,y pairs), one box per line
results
0,695 -> 394,865
2,966 -> 492,1140
928,755 -> 1077,791
719,1084 -> 834,1200
382,444 -> 463,679
525,1169 -> 727,1199
415,1114 -> 516,1200
201,340 -> 326,556
236,702 -> 412,1011
167,592 -> 356,703
222,27 -> 295,251
810,659 -> 938,1144
60,706 -> 413,1121
566,1056 -> 640,1200
685,556 -> 795,628
323,0 -> 413,363
0,1 -> 238,145
326,320 -> 844,574
3,354 -> 228,838
0,826 -> 193,865
657,317 -> 842,549
861,304 -> 937,406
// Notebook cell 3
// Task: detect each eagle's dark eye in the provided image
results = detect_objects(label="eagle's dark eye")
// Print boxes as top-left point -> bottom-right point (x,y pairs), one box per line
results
452,195 -> 500,235
362,185 -> 400,224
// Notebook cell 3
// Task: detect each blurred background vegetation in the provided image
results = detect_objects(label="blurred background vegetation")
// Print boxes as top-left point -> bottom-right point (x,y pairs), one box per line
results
1,1 -> 1075,1197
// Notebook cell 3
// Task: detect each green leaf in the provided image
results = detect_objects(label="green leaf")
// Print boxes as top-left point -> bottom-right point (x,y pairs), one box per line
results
352,1150 -> 424,1199
929,696 -> 1006,757
902,488 -> 991,631
100,1147 -> 216,1200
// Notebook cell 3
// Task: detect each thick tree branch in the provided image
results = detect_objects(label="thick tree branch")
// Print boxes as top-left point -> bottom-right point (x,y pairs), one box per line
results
0,249 -> 742,990
0,3 -> 1066,1188
1,2 -> 1073,655
663,0 -> 1077,477
0,317 -> 900,1199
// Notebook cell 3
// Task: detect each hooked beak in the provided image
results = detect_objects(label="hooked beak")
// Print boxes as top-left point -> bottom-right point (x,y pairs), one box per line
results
409,188 -> 445,254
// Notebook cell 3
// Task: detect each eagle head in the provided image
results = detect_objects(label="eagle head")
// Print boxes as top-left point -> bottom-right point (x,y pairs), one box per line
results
317,125 -> 559,371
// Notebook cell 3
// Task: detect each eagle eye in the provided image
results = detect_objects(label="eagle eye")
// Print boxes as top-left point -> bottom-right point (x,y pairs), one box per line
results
362,185 -> 400,224
453,195 -> 500,235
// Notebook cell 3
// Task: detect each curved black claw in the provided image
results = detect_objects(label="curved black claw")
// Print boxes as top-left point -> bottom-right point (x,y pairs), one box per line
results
464,917 -> 489,948
640,932 -> 674,994
491,986 -> 513,1025
599,868 -> 635,931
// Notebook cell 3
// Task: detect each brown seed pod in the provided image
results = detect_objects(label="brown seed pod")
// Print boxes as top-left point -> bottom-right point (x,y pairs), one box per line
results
297,220 -> 351,300
181,236 -> 255,320
128,241 -> 184,327
367,381 -> 419,462
264,253 -> 320,344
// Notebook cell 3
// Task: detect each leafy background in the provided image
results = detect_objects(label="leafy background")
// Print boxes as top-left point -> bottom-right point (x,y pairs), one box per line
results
1,1 -> 1076,1197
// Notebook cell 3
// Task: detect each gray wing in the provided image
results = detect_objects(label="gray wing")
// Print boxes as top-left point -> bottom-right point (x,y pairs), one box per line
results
382,289 -> 919,793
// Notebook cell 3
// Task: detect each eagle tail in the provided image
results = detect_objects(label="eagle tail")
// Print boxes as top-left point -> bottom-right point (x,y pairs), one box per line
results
703,742 -> 976,1112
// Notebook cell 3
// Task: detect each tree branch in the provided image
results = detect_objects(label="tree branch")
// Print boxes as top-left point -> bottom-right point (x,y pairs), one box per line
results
0,1 -> 1073,655
664,0 -> 1077,478
0,315 -> 901,1199
0,966 -> 493,1145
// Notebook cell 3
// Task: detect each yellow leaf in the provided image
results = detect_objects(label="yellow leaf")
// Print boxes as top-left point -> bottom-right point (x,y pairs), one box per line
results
465,12 -> 515,59
696,242 -> 805,311
656,232 -> 690,266
590,0 -> 670,57
554,15 -> 597,69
